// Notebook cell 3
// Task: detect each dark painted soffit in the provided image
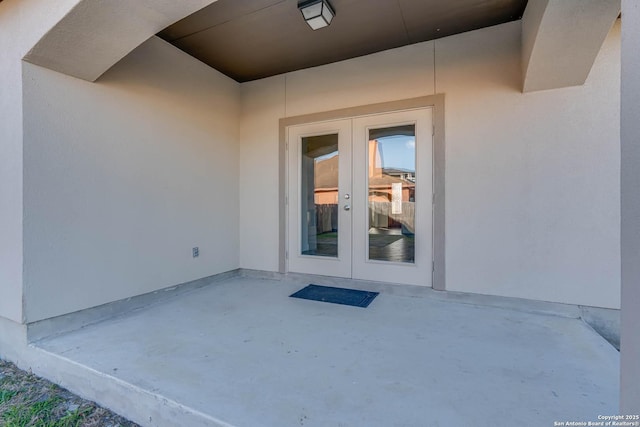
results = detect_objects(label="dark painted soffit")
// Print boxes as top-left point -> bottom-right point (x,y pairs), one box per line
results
158,0 -> 528,83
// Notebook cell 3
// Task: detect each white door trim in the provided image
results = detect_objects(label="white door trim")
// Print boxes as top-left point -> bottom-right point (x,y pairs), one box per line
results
286,119 -> 352,278
351,109 -> 433,286
285,108 -> 434,287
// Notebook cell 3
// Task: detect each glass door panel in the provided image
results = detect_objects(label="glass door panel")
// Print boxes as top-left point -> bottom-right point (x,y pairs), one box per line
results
367,125 -> 416,263
301,134 -> 339,257
352,109 -> 433,286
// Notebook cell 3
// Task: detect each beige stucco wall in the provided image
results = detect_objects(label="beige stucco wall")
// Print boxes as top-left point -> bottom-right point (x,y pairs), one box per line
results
239,41 -> 436,272
2,6 -> 621,322
620,0 -> 640,413
22,37 -> 240,322
239,20 -> 621,309
443,21 -> 620,309
0,0 -> 81,323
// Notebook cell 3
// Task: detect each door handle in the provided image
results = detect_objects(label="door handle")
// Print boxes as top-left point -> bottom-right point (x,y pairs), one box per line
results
344,205 -> 351,211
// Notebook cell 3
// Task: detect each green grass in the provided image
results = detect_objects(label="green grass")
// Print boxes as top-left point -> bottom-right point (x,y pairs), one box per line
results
0,390 -> 17,405
58,407 -> 93,427
2,396 -> 58,426
1,359 -> 139,427
1,395 -> 90,427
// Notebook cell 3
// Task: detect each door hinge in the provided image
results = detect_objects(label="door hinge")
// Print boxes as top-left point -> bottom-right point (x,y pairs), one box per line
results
285,195 -> 288,206
432,193 -> 435,204
286,250 -> 289,260
285,140 -> 289,150
432,261 -> 435,272
432,125 -> 435,136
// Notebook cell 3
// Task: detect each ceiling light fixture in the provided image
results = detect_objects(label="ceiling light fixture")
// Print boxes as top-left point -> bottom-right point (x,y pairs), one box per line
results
298,0 -> 335,30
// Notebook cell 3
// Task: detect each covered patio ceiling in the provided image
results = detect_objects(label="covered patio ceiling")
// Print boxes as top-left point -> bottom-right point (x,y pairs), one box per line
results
158,0 -> 528,82
24,0 -> 617,92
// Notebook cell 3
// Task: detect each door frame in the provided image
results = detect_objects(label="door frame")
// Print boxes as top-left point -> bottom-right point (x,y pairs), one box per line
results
286,119 -> 353,278
278,95 -> 446,290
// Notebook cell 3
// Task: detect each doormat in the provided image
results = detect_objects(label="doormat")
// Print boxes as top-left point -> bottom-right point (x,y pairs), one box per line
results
290,284 -> 379,308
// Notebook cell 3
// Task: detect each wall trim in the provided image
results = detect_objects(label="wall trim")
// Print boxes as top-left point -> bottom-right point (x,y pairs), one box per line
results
278,94 -> 446,290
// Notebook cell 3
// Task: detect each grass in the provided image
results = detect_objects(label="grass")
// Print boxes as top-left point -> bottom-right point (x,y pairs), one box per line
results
0,359 -> 139,427
0,391 -> 17,405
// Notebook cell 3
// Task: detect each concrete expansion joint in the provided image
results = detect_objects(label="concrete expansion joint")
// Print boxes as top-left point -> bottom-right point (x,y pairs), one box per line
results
437,298 -> 581,319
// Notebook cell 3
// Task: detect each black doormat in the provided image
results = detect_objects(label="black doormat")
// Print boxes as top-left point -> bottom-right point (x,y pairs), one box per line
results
290,284 -> 379,308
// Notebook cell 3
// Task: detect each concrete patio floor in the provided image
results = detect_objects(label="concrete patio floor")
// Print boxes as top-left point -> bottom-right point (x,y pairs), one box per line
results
32,274 -> 619,427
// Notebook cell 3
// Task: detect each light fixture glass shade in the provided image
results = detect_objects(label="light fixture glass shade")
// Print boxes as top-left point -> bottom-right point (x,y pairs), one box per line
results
298,0 -> 335,30
321,5 -> 334,24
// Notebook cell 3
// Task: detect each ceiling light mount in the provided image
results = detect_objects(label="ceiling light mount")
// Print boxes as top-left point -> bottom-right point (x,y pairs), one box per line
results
298,0 -> 335,30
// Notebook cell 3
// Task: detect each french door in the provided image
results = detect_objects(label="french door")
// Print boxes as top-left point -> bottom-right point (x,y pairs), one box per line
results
287,108 -> 433,286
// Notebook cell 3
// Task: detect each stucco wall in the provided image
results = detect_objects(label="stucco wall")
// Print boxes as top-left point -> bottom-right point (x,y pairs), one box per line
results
443,21 -> 619,309
239,20 -> 621,309
22,37 -> 240,322
0,0 -> 82,323
239,41 -> 435,272
620,0 -> 640,413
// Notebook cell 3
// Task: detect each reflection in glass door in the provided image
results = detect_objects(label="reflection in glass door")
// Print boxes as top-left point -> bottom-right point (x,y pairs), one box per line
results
367,125 -> 416,263
300,134 -> 339,257
352,109 -> 433,286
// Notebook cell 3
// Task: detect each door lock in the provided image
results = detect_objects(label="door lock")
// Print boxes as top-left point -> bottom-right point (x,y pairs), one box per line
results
344,205 -> 351,211
344,194 -> 350,199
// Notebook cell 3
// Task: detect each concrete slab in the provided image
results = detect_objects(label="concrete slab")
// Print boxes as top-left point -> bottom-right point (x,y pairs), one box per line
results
34,276 -> 619,427
580,306 -> 620,350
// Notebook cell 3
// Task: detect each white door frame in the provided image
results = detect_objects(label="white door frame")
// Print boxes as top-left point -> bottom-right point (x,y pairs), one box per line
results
286,119 -> 352,278
278,95 -> 446,291
284,106 -> 436,287
351,109 -> 433,286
